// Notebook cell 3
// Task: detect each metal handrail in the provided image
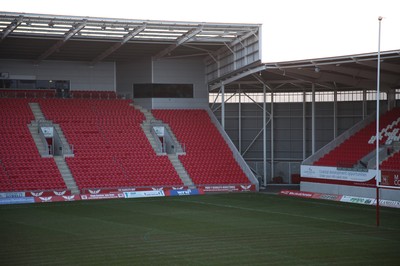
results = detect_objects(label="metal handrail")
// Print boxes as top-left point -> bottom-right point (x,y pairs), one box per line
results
151,126 -> 166,153
206,108 -> 259,190
36,121 -> 52,155
0,159 -> 11,181
112,156 -> 130,180
37,120 -> 74,156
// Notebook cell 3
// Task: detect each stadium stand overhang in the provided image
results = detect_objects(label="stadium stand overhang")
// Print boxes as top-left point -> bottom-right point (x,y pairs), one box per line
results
2,12 -> 399,95
0,12 -> 261,66
213,50 -> 400,93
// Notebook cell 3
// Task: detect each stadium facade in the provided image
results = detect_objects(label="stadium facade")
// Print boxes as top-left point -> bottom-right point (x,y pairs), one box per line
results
1,12 -> 399,201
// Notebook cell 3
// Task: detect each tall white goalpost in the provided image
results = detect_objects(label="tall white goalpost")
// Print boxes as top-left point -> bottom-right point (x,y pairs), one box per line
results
375,16 -> 382,227
375,17 -> 400,226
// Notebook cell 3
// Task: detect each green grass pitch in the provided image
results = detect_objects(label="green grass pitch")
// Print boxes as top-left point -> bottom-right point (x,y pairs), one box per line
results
1,193 -> 400,265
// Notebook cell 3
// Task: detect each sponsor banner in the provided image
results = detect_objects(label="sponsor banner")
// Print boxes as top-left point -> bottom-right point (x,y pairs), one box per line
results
26,190 -> 72,197
239,184 -> 256,192
124,190 -> 165,199
301,165 -> 377,183
0,192 -> 26,198
34,195 -> 81,203
340,196 -> 376,205
280,190 -> 343,201
0,197 -> 35,205
300,177 -> 376,187
201,184 -> 256,193
202,185 -> 239,192
83,187 -> 187,194
380,171 -> 400,187
167,189 -> 204,197
379,199 -> 400,209
279,190 -> 316,199
85,189 -> 130,195
280,190 -> 400,209
81,193 -> 124,200
314,193 -> 343,201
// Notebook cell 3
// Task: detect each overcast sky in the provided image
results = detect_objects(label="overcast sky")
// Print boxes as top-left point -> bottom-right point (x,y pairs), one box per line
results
2,0 -> 400,62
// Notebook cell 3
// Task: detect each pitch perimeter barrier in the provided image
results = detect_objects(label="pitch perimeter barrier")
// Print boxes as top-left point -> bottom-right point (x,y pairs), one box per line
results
280,190 -> 400,209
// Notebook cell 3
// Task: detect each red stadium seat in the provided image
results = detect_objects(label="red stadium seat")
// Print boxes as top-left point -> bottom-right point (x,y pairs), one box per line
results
39,98 -> 183,190
314,108 -> 400,168
0,98 -> 66,192
152,109 -> 250,186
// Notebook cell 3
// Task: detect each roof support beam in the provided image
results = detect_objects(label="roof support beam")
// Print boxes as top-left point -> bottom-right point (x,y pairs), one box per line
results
266,69 -> 334,90
229,30 -> 257,47
319,65 -> 400,84
281,68 -> 390,90
91,24 -> 146,64
209,65 -> 267,91
251,74 -> 273,91
153,25 -> 203,59
356,60 -> 400,74
35,20 -> 87,64
1,16 -> 23,42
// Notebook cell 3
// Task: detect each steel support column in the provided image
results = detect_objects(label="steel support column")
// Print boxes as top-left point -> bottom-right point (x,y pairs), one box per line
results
238,89 -> 242,154
334,89 -> 337,138
263,85 -> 267,186
312,84 -> 316,154
363,89 -> 367,119
270,90 -> 274,182
221,83 -> 225,129
303,90 -> 306,160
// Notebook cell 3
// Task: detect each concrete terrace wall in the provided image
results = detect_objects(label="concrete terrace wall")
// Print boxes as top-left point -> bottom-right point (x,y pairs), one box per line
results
116,57 -> 152,96
152,57 -> 208,109
118,56 -> 208,109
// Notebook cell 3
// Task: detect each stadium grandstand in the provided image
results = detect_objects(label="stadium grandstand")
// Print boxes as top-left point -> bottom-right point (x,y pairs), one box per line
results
0,11 -> 399,201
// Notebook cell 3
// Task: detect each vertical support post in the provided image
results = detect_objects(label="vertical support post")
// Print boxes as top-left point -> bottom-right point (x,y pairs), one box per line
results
221,83 -> 225,129
312,84 -> 316,154
376,17 -> 383,227
263,85 -> 267,187
238,88 -> 242,154
387,89 -> 396,111
303,90 -> 306,160
270,90 -> 274,182
334,89 -> 337,138
363,89 -> 367,119
151,58 -> 154,83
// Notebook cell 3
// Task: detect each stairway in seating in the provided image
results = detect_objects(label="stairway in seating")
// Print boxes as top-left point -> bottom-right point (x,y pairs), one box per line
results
168,154 -> 195,188
53,124 -> 74,155
133,104 -> 185,154
134,104 -> 194,187
54,156 -> 80,194
28,121 -> 50,157
28,102 -> 52,157
30,102 -> 74,157
134,104 -> 164,154
28,101 -> 76,192
29,102 -> 46,121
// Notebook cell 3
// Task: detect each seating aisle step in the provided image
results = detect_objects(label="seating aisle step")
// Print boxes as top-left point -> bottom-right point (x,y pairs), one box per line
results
54,156 -> 80,195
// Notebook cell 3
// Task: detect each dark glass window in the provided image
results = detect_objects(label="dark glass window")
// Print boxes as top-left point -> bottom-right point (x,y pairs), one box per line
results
134,83 -> 193,98
0,79 -> 70,90
18,80 -> 36,89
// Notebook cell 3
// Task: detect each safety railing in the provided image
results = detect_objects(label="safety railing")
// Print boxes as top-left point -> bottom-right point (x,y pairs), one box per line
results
151,126 -> 166,154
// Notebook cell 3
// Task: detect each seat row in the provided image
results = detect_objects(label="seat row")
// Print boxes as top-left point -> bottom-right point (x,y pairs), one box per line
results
153,109 -> 250,186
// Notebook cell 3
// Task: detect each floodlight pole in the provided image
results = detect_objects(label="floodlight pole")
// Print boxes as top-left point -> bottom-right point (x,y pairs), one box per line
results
375,16 -> 383,227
